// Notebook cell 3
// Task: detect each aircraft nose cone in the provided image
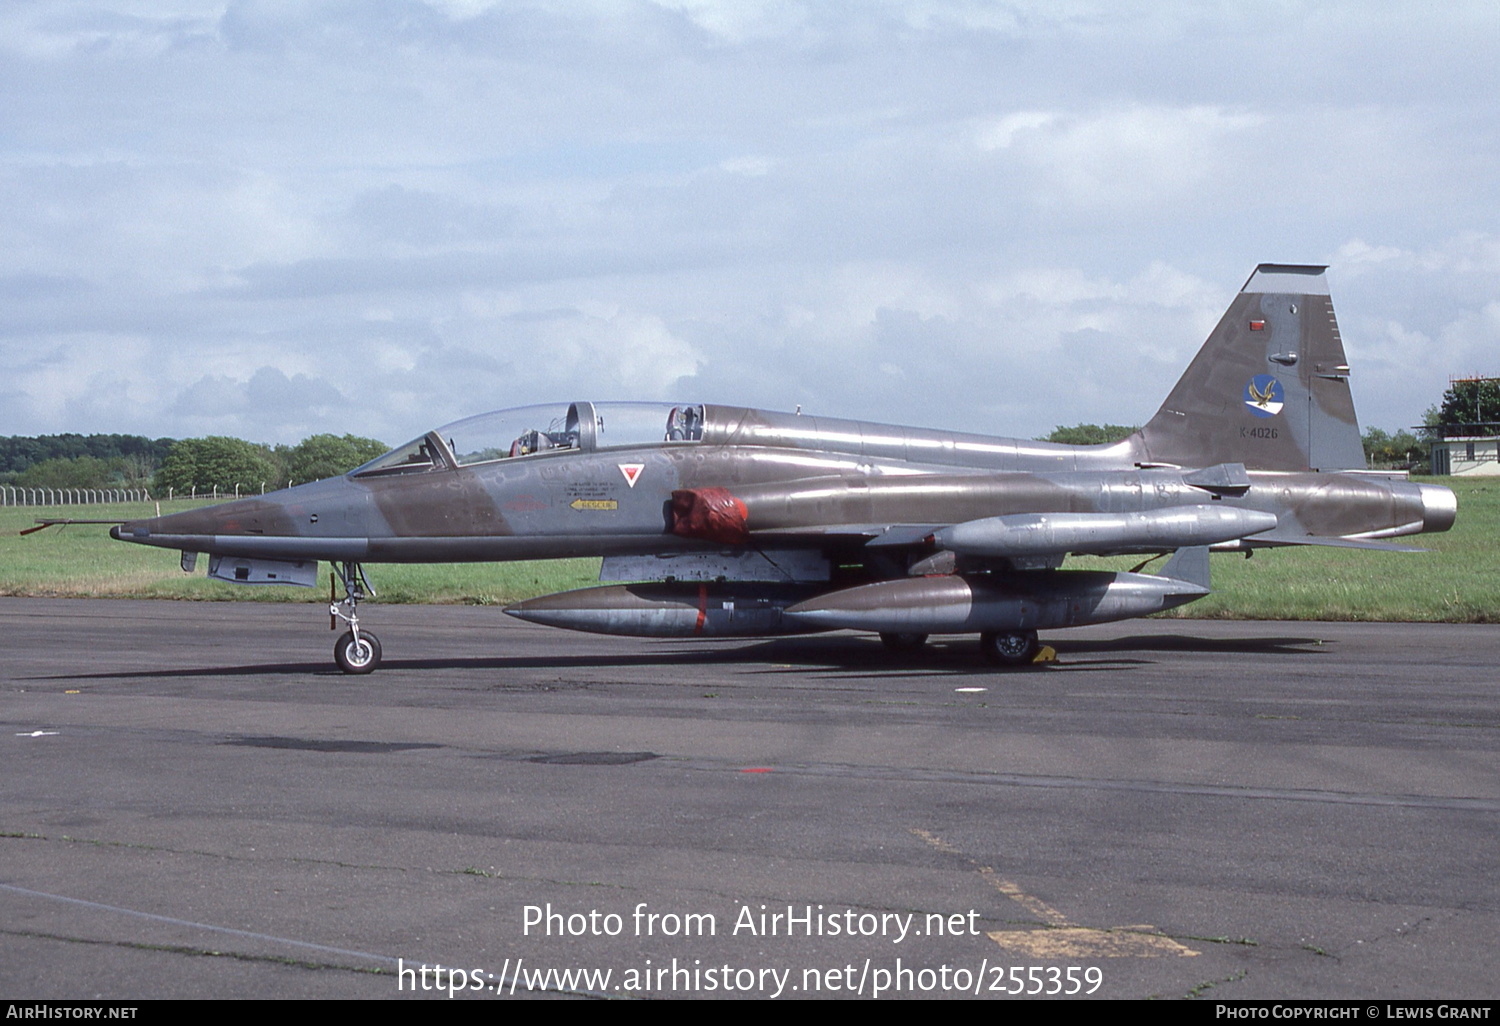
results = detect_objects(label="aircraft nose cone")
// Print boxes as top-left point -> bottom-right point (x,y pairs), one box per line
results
1417,484 -> 1457,533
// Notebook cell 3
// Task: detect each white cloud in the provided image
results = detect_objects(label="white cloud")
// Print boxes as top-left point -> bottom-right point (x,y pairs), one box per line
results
973,111 -> 1057,151
991,105 -> 1267,210
1,1 -> 1498,445
1337,239 -> 1406,267
533,306 -> 703,397
719,156 -> 773,177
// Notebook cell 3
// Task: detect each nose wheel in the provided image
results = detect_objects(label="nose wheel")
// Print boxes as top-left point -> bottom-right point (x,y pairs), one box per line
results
334,629 -> 382,674
329,561 -> 381,674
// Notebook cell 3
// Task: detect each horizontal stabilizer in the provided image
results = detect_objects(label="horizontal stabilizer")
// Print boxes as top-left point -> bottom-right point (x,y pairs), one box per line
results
1159,546 -> 1211,590
1260,535 -> 1425,553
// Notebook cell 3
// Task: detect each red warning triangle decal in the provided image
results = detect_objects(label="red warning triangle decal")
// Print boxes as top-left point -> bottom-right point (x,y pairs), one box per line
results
618,463 -> 645,488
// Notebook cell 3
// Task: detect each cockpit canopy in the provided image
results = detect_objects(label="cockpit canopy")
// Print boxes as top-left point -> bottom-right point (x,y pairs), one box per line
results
352,402 -> 705,477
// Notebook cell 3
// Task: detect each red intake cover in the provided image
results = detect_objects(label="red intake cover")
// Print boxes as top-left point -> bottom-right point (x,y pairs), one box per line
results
671,487 -> 750,545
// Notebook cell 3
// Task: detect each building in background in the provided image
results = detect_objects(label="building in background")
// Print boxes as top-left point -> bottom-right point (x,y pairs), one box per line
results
1429,376 -> 1500,476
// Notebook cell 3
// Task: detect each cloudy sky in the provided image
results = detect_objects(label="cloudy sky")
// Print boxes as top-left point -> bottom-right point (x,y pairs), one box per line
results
3,0 -> 1498,449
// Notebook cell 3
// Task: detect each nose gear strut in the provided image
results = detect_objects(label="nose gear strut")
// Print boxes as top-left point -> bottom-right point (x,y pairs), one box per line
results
330,561 -> 381,674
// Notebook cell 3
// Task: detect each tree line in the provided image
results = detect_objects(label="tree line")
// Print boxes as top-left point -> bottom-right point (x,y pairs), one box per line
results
0,433 -> 388,494
1039,421 -> 1433,472
3,378 -> 1487,493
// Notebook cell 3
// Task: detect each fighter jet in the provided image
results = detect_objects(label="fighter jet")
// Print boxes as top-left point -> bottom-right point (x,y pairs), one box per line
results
106,264 -> 1456,673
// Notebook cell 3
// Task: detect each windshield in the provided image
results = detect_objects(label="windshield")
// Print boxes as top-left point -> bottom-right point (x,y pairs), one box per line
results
352,402 -> 704,476
348,432 -> 453,477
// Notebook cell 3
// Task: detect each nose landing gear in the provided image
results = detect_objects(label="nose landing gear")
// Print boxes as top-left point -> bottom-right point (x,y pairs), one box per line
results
330,561 -> 381,674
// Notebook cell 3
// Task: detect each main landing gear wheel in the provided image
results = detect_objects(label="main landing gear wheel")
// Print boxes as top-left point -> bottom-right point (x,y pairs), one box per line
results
334,630 -> 381,675
880,632 -> 929,653
979,629 -> 1040,667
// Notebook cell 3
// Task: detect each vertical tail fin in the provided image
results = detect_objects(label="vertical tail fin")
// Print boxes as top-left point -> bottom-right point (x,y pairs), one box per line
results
1136,264 -> 1365,472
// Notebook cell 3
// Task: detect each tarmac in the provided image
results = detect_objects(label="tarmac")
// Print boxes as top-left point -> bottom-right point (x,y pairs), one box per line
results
1,597 -> 1497,1000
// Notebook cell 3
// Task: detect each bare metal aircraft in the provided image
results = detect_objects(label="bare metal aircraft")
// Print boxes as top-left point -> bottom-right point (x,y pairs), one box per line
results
103,264 -> 1455,673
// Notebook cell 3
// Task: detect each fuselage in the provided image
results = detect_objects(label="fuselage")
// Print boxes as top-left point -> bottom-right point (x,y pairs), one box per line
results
112,400 -> 1456,564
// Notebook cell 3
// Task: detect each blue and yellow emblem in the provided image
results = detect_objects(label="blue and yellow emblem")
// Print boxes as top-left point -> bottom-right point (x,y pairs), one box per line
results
1244,375 -> 1284,418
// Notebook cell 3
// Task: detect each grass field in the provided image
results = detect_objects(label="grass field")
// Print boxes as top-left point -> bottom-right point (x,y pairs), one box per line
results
2,476 -> 1496,620
0,500 -> 598,605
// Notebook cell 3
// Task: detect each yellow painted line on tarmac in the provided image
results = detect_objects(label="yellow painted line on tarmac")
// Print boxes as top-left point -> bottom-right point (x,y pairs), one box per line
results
977,866 -> 1069,925
911,828 -> 1198,959
910,827 -> 959,854
986,925 -> 1198,959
